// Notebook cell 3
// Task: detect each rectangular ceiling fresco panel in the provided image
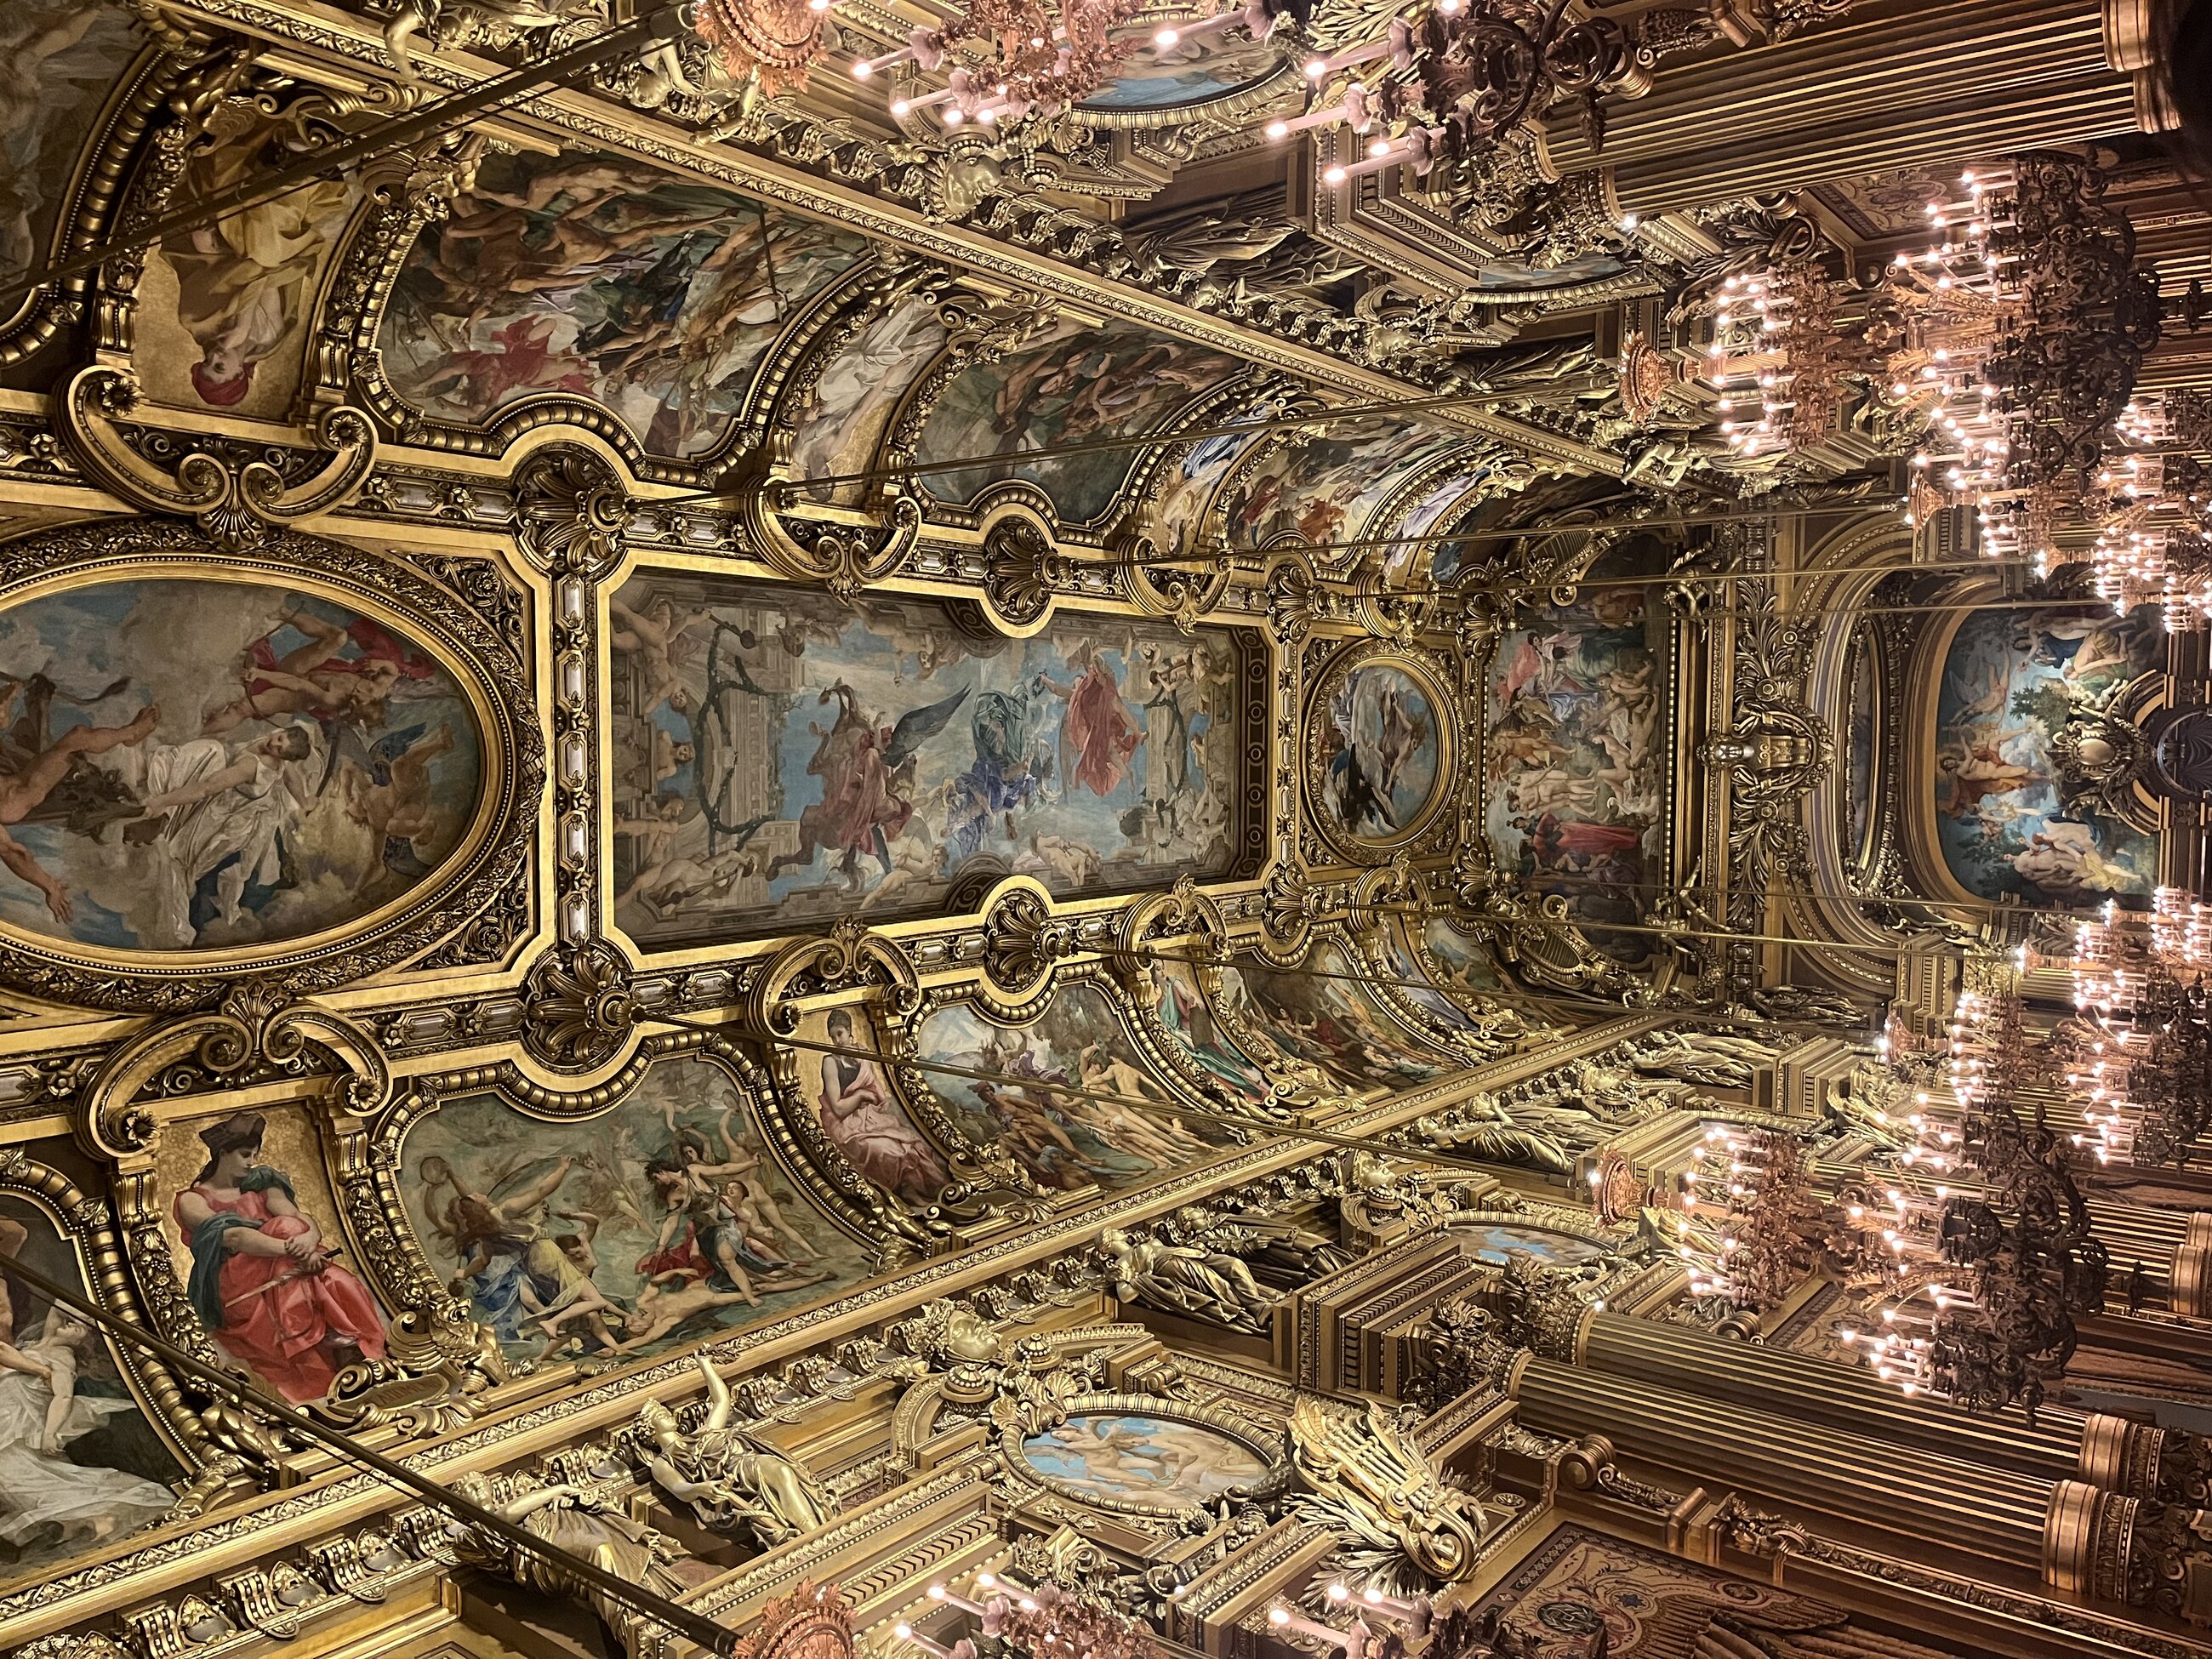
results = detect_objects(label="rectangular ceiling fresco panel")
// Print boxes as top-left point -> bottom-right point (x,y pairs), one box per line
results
1485,573 -> 1667,960
610,575 -> 1265,946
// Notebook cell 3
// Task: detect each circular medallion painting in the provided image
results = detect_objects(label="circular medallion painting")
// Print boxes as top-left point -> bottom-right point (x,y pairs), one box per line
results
1458,1223 -> 1610,1268
0,577 -> 484,954
1019,1411 -> 1272,1508
1312,653 -> 1448,853
1078,29 -> 1285,114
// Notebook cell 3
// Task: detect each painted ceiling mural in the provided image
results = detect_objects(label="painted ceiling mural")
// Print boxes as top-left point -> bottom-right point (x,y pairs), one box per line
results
1484,544 -> 1669,960
1930,601 -> 2162,907
398,1056 -> 872,1363
139,103 -> 360,419
608,571 -> 1263,945
0,579 -> 483,953
911,318 -> 1246,523
0,1192 -> 182,1578
1076,27 -> 1285,111
0,15 -> 2198,1651
0,1 -> 144,305
909,978 -> 1239,1195
784,294 -> 950,504
1212,418 -> 1479,556
1226,940 -> 1461,1094
379,151 -> 868,458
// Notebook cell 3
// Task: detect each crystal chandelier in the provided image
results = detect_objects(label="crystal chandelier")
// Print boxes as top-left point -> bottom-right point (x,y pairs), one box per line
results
850,0 -> 1272,128
1672,1123 -> 1821,1311
1845,973 -> 2111,1421
1255,0 -> 1712,188
2067,896 -> 2212,1166
695,0 -> 835,93
898,1571 -> 1156,1659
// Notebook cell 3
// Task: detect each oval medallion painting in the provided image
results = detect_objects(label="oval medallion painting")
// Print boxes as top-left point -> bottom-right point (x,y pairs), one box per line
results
1316,658 -> 1445,847
0,580 -> 482,951
1021,1412 -> 1271,1508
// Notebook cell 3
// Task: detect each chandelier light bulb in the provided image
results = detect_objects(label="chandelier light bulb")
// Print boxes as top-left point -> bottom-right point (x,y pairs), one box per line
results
1323,163 -> 1348,185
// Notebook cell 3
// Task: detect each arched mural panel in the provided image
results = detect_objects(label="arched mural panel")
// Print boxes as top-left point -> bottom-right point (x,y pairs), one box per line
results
1839,622 -> 1880,880
135,101 -> 360,418
1930,602 -> 2162,906
911,319 -> 1243,523
784,294 -> 949,505
1211,419 -> 1469,555
907,979 -> 1234,1194
0,1182 -> 185,1584
1484,542 -> 1670,960
151,1103 -> 395,1407
0,3 -> 146,329
396,1055 -> 875,1364
789,1003 -> 957,1211
378,151 -> 868,459
1224,939 -> 1460,1093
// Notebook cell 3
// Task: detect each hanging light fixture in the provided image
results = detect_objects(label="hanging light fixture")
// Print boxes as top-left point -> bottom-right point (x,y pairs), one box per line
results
694,0 -> 836,94
1847,969 -> 2111,1422
853,0 -> 1275,128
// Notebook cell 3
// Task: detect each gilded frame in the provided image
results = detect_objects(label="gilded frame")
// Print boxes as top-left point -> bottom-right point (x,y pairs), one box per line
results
0,518 -> 541,1011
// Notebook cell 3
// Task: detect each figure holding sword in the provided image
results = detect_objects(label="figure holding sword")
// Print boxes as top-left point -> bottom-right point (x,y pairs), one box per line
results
174,1112 -> 388,1404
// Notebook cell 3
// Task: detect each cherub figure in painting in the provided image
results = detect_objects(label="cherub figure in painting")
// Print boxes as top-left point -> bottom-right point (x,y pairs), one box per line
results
201,603 -> 430,736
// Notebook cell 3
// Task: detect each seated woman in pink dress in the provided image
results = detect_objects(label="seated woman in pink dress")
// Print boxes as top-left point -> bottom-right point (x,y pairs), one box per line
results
815,1009 -> 947,1205
173,1112 -> 388,1404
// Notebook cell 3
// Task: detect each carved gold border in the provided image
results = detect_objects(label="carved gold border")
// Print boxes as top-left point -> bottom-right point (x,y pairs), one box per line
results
1300,639 -> 1457,865
0,519 -> 541,1011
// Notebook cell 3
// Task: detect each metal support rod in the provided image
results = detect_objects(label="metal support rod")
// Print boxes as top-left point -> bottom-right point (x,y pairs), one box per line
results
646,1013 -> 1516,1177
0,6 -> 687,313
0,1250 -> 740,1656
665,385 -> 1616,505
1452,557 -> 2029,596
1098,945 -> 1501,1006
1372,905 -> 1938,958
1456,870 -> 2139,926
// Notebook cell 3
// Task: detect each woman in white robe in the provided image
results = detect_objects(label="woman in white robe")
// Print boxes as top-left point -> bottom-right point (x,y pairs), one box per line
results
0,1313 -> 175,1562
104,726 -> 313,949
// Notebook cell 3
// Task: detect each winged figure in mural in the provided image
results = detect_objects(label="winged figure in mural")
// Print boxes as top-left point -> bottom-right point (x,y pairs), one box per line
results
767,682 -> 968,892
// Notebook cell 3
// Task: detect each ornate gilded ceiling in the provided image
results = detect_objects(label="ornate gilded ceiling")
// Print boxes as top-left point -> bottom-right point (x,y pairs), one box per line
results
0,0 -> 2203,1654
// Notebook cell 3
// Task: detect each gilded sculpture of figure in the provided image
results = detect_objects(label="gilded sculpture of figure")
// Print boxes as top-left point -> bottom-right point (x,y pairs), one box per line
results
1286,1397 -> 1491,1585
444,1471 -> 690,1658
636,1354 -> 835,1549
1413,1094 -> 1575,1174
1099,1226 -> 1278,1334
1626,1028 -> 1778,1092
1346,1149 -> 1423,1218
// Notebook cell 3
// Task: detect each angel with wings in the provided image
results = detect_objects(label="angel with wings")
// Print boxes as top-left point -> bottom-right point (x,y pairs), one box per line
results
767,682 -> 968,892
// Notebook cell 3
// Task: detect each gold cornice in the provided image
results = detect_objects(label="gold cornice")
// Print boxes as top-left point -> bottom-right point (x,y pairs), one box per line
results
156,0 -> 1622,476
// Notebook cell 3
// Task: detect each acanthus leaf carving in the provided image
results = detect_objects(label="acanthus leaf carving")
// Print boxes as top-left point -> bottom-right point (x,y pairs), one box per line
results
56,368 -> 378,551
